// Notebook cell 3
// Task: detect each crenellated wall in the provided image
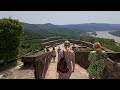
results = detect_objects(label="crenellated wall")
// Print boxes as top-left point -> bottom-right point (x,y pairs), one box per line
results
41,39 -> 65,47
68,39 -> 115,52
68,39 -> 93,48
102,52 -> 120,79
71,39 -> 120,79
21,37 -> 65,79
74,51 -> 120,79
21,38 -> 120,79
40,36 -> 63,43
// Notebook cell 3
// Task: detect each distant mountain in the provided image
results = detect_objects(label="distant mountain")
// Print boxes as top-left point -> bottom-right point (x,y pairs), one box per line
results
22,23 -> 83,39
60,23 -> 120,31
22,23 -> 120,32
21,22 -> 120,40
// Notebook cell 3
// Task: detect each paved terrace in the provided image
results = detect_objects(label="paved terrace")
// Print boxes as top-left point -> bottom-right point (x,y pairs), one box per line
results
0,43 -> 89,79
0,36 -> 120,79
45,43 -> 89,79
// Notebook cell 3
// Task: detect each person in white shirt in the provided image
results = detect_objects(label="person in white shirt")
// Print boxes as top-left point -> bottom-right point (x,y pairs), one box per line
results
51,47 -> 56,63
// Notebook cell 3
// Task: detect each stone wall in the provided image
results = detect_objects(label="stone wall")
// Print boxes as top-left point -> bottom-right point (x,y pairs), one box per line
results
21,37 -> 65,79
68,39 -> 93,48
75,51 -> 120,79
41,36 -> 63,43
102,52 -> 120,79
75,51 -> 90,69
21,38 -> 120,79
107,52 -> 120,62
68,39 -> 114,52
22,51 -> 52,79
39,37 -> 65,51
41,39 -> 65,47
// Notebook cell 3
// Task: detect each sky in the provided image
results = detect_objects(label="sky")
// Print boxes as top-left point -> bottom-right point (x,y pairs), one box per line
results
0,11 -> 120,25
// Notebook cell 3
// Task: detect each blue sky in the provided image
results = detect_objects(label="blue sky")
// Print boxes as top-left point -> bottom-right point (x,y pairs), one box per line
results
0,11 -> 120,25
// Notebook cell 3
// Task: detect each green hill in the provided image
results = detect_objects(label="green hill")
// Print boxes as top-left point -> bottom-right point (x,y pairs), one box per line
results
19,22 -> 120,55
109,31 -> 120,37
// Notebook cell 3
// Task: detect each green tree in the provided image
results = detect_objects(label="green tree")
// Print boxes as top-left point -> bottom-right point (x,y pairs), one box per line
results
0,18 -> 23,65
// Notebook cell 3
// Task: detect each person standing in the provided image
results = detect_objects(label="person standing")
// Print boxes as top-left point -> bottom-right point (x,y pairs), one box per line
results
87,42 -> 108,79
51,47 -> 56,63
57,40 -> 75,79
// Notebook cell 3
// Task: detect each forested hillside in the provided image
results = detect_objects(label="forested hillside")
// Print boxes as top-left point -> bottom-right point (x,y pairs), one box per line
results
23,23 -> 120,32
19,22 -> 120,55
109,31 -> 120,37
19,23 -> 85,55
80,33 -> 120,52
19,29 -> 44,55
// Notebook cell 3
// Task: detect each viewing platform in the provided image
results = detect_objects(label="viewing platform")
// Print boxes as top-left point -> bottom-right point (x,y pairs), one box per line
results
0,37 -> 120,79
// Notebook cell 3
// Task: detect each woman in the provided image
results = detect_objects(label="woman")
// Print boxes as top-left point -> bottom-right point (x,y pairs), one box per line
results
51,47 -> 56,63
57,41 -> 75,79
87,42 -> 108,79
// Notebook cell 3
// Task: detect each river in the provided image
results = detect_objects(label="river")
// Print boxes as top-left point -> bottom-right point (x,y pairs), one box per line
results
87,31 -> 120,43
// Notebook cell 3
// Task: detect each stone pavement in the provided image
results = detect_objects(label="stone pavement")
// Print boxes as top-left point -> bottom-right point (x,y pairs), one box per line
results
45,44 -> 89,79
0,43 -> 89,79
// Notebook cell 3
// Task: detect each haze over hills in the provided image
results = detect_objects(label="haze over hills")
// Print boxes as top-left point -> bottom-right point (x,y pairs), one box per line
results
22,22 -> 120,32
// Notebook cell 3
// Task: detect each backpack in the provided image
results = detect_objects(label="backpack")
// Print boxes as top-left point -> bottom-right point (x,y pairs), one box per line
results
57,50 -> 69,73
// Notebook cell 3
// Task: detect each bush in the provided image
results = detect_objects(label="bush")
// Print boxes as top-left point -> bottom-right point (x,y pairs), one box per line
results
0,18 -> 23,65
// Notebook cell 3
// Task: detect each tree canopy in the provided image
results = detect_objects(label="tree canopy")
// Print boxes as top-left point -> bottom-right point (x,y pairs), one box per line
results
0,18 -> 23,64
